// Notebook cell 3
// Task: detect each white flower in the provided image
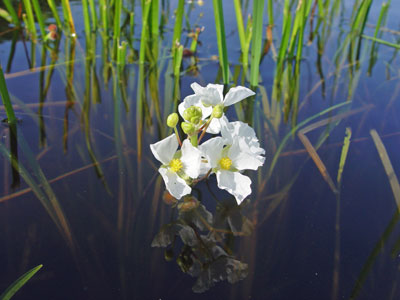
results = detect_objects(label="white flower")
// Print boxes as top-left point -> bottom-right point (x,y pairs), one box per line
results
189,82 -> 255,133
220,116 -> 265,165
200,136 -> 264,205
150,134 -> 202,199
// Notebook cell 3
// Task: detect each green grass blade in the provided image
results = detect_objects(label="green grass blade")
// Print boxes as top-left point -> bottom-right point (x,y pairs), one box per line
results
362,35 -> 400,50
31,0 -> 46,38
61,0 -> 76,35
0,265 -> 43,300
250,0 -> 265,86
22,0 -> 37,40
370,129 -> 400,210
212,0 -> 229,84
337,127 -> 352,186
268,101 -> 351,178
0,63 -> 17,124
47,0 -> 62,29
88,0 -> 98,31
172,0 -> 185,48
3,0 -> 20,26
112,0 -> 122,59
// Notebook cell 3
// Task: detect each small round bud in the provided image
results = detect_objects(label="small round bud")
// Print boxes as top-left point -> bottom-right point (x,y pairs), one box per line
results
181,122 -> 195,134
212,104 -> 224,118
190,116 -> 201,124
183,106 -> 202,123
166,113 -> 179,128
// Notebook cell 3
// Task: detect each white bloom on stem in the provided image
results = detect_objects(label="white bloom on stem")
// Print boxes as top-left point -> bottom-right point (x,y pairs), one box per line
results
188,82 -> 255,133
150,134 -> 202,199
200,135 -> 264,205
220,116 -> 265,165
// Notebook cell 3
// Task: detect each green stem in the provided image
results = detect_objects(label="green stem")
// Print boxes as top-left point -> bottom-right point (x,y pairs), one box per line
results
174,127 -> 182,146
190,134 -> 198,147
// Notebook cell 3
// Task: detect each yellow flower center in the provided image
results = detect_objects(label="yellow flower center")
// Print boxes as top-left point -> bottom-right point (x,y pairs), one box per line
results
219,157 -> 232,170
169,158 -> 183,172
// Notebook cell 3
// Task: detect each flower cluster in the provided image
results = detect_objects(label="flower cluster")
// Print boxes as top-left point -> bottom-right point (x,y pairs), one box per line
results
150,83 -> 265,205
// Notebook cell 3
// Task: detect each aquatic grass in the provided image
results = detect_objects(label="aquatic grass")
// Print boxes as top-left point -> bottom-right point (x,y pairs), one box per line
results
31,0 -> 46,38
47,0 -> 62,29
0,132 -> 76,251
0,64 -> 17,125
336,127 -> 352,186
250,0 -> 264,87
136,0 -> 152,161
362,35 -> 400,50
233,0 -> 252,72
22,0 -> 37,40
61,0 -> 76,35
212,0 -> 229,84
367,1 -> 390,75
350,130 -> 400,299
370,129 -> 400,209
0,264 -> 43,300
331,126 -> 351,300
3,0 -> 21,27
267,101 -> 346,180
171,0 -> 185,75
82,0 -> 92,42
88,0 -> 98,32
112,0 -> 122,60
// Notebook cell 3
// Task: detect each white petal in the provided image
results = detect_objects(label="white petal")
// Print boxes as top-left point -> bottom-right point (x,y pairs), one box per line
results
221,119 -> 266,157
181,140 -> 202,179
223,86 -> 255,106
216,170 -> 252,205
150,134 -> 178,165
219,116 -> 234,144
199,137 -> 224,168
192,83 -> 224,107
191,82 -> 204,94
229,138 -> 265,171
206,117 -> 222,134
159,167 -> 191,200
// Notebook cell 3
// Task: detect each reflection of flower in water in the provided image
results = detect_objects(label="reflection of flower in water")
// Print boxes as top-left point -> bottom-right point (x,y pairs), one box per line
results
152,197 -> 252,293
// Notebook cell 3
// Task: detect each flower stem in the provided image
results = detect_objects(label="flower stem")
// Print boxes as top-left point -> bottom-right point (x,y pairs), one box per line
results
198,117 -> 213,143
174,127 -> 182,147
190,134 -> 198,147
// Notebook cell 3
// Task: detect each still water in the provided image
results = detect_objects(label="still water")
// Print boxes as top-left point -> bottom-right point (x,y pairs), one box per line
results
1,0 -> 400,299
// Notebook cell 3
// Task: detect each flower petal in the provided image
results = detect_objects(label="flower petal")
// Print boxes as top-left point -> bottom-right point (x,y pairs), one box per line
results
216,170 -> 252,205
191,82 -> 224,106
206,117 -> 222,134
150,134 -> 178,165
199,137 -> 225,168
223,86 -> 255,107
181,140 -> 202,178
229,138 -> 265,171
159,167 -> 191,200
221,118 -> 265,156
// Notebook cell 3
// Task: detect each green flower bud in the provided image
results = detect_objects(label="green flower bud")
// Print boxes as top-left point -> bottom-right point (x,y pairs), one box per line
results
181,122 -> 195,134
183,106 -> 202,123
190,116 -> 201,124
166,113 -> 179,128
212,104 -> 224,118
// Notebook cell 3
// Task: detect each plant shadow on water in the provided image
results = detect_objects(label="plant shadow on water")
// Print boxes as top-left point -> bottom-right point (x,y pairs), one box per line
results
0,0 -> 400,299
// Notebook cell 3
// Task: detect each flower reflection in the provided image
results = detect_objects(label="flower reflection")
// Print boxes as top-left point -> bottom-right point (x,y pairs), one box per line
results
152,196 -> 253,293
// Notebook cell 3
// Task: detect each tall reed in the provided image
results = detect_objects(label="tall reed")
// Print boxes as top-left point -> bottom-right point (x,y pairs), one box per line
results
212,0 -> 229,84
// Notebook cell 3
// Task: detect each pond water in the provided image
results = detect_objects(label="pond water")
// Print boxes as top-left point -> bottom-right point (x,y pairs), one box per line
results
0,0 -> 400,299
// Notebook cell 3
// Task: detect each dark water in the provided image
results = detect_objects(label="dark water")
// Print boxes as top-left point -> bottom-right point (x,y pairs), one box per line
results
1,1 -> 400,299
